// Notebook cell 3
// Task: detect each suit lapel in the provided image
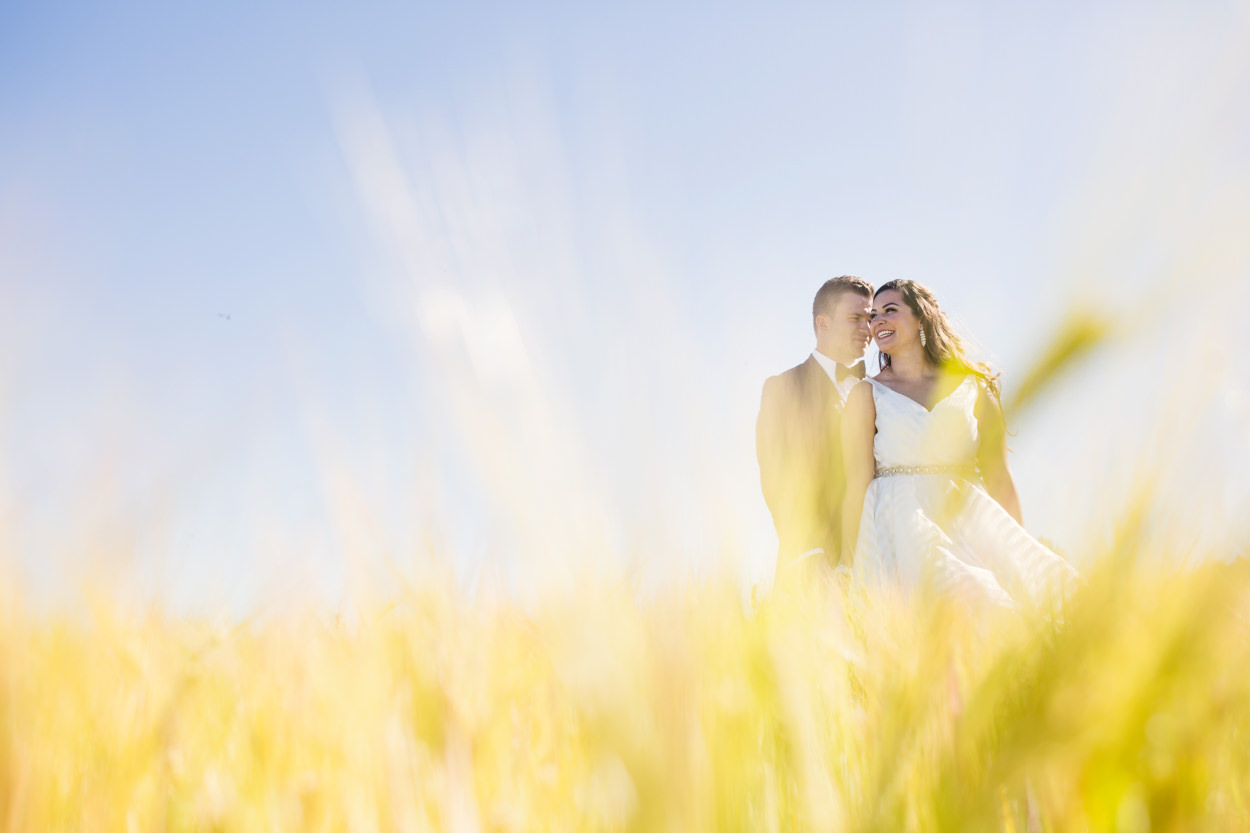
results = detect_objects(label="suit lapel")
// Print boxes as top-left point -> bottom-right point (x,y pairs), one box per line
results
800,355 -> 841,411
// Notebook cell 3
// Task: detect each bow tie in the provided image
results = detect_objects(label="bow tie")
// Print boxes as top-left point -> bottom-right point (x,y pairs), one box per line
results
836,362 -> 866,382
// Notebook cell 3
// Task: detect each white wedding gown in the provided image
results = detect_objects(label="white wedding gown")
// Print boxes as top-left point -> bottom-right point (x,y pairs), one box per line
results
852,375 -> 1078,608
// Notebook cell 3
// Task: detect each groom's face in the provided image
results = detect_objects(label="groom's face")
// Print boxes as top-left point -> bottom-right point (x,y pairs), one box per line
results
818,291 -> 873,363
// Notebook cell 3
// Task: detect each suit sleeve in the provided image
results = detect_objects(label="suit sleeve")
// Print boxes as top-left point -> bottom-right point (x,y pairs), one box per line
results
756,376 -> 786,520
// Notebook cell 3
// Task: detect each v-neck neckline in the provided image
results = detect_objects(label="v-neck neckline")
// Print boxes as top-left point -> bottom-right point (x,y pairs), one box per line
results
869,375 -> 971,414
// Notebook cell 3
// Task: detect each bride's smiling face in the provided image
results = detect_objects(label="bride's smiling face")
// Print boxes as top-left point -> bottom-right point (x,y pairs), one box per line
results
871,289 -> 917,352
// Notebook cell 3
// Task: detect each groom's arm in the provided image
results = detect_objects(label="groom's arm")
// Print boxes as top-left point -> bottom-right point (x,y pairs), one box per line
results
755,376 -> 787,519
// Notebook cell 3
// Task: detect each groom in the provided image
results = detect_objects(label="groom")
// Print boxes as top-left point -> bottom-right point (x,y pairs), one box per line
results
756,275 -> 873,586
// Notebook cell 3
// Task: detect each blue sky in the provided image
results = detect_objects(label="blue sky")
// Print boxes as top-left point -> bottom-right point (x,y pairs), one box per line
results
3,1 -> 1248,609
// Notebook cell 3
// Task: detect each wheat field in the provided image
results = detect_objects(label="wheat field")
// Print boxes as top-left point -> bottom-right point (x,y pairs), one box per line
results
4,540 -> 1249,831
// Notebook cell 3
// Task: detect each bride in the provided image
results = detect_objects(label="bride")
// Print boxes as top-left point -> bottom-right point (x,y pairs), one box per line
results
840,280 -> 1077,608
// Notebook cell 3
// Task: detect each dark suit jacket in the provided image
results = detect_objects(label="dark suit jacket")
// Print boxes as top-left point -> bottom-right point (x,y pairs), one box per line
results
756,356 -> 854,579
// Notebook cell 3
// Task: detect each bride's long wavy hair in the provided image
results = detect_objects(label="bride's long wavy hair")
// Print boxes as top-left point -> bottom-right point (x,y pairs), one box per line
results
875,279 -> 1001,399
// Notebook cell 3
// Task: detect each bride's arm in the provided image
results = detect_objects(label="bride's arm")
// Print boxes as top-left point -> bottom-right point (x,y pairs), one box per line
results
840,381 -> 876,565
975,381 -> 1024,525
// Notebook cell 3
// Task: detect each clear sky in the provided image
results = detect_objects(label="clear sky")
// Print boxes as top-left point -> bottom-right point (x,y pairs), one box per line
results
3,0 -> 1248,610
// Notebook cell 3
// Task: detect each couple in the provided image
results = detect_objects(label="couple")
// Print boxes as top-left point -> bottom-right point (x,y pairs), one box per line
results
756,276 -> 1077,608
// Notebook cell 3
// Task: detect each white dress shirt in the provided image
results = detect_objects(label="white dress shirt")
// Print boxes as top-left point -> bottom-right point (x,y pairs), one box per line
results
810,351 -> 865,402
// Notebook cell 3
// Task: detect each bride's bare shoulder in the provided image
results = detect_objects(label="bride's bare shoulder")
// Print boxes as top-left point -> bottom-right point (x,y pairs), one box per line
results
845,379 -> 876,412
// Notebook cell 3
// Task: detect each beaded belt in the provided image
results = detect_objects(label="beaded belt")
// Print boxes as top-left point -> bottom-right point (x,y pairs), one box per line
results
875,464 -> 976,479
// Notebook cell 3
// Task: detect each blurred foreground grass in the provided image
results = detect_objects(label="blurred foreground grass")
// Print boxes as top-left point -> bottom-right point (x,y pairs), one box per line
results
4,550 -> 1250,831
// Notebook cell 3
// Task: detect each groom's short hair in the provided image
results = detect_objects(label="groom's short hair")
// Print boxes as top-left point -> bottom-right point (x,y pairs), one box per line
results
813,275 -> 873,320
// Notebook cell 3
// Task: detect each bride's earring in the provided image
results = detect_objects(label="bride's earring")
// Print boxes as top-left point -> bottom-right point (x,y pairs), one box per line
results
919,328 -> 927,347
